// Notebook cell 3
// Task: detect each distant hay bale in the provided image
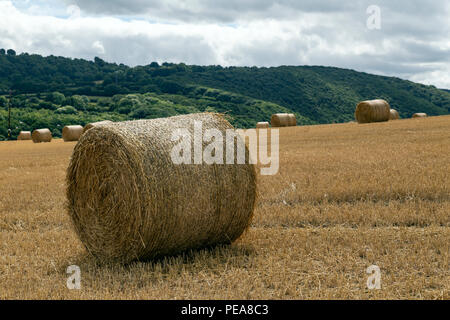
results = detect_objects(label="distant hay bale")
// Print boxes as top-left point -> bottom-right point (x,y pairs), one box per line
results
32,129 -> 52,143
256,122 -> 270,129
412,113 -> 427,118
62,125 -> 84,142
271,114 -> 291,127
288,114 -> 297,126
67,113 -> 257,263
389,109 -> 400,120
82,120 -> 113,133
355,99 -> 390,124
17,131 -> 31,140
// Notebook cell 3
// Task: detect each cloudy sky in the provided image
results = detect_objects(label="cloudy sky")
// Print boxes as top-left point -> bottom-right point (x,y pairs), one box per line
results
1,0 -> 449,88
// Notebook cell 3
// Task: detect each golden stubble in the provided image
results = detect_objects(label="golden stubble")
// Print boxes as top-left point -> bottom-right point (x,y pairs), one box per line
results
0,116 -> 449,299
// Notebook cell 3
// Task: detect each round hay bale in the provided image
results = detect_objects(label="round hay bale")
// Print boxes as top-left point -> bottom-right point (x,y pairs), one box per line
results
67,113 -> 257,263
355,99 -> 390,124
82,120 -> 113,134
288,114 -> 297,126
389,109 -> 400,120
62,125 -> 84,142
256,122 -> 270,129
32,129 -> 52,143
17,131 -> 32,140
271,114 -> 291,127
412,113 -> 427,118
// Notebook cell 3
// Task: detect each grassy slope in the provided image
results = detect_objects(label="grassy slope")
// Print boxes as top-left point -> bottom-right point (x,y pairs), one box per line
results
165,66 -> 450,123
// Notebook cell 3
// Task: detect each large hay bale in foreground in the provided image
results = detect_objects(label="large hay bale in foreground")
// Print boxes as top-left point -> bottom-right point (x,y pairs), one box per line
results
32,129 -> 52,143
17,131 -> 32,140
271,114 -> 291,127
62,125 -> 84,142
412,113 -> 427,118
355,99 -> 390,124
389,109 -> 400,120
256,122 -> 270,129
67,113 -> 257,263
82,120 -> 113,133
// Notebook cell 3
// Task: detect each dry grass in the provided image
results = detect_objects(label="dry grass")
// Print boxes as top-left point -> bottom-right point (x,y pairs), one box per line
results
0,116 -> 449,300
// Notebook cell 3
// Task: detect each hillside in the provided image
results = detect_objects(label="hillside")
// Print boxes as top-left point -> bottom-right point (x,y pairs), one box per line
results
0,51 -> 450,139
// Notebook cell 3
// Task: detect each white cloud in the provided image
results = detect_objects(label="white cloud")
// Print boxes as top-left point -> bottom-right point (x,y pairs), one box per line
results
0,0 -> 449,88
92,40 -> 105,54
67,4 -> 81,18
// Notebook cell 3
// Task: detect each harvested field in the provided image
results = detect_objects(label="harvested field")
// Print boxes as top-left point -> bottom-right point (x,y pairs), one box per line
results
0,116 -> 449,299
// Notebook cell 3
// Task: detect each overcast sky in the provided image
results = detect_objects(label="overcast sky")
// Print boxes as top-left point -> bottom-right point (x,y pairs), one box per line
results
1,0 -> 449,88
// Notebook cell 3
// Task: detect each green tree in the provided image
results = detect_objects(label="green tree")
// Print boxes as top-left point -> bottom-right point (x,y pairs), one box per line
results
55,105 -> 77,114
50,92 -> 65,105
70,95 -> 89,110
0,96 -> 7,107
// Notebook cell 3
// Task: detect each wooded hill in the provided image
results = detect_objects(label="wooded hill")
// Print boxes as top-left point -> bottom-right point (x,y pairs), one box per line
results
1,51 -> 449,139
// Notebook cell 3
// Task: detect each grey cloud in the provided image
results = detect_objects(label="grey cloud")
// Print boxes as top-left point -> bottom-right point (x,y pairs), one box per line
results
99,34 -> 217,66
65,0 -> 360,22
2,0 -> 449,88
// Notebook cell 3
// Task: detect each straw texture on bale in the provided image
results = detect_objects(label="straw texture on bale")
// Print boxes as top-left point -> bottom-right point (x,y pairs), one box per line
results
82,120 -> 113,133
62,125 -> 84,142
67,113 -> 257,263
412,113 -> 427,118
355,99 -> 390,124
271,114 -> 291,127
32,129 -> 52,143
17,131 -> 31,140
389,109 -> 400,120
256,122 -> 270,129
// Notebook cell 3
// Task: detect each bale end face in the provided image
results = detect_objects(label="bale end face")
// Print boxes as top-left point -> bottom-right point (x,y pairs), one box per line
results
288,114 -> 297,126
62,125 -> 84,142
389,109 -> 400,120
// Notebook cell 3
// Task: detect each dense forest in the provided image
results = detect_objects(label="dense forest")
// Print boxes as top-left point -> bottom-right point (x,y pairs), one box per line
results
1,50 -> 449,140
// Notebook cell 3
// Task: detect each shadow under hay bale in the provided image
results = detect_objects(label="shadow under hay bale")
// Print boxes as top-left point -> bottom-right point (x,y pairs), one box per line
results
17,131 -> 32,140
355,99 -> 390,124
62,125 -> 83,142
67,113 -> 257,264
32,129 -> 52,143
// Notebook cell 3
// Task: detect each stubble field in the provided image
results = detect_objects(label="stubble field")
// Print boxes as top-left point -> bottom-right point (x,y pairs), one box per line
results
0,116 -> 449,299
